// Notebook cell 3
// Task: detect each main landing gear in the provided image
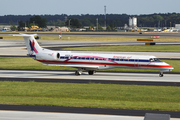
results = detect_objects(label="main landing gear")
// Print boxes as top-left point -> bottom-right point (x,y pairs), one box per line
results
159,72 -> 163,77
88,70 -> 95,75
75,69 -> 96,76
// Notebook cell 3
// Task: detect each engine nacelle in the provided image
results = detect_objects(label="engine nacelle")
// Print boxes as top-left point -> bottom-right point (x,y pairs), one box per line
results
36,52 -> 60,60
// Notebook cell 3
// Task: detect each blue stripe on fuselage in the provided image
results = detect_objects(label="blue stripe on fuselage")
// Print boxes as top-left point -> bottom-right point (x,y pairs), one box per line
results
59,56 -> 163,62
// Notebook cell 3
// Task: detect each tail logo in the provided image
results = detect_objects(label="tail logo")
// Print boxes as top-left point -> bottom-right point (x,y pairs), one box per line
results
29,40 -> 38,53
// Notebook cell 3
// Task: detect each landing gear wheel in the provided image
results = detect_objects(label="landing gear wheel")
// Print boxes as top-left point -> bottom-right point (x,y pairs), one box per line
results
75,71 -> 81,76
88,70 -> 95,75
159,72 -> 163,77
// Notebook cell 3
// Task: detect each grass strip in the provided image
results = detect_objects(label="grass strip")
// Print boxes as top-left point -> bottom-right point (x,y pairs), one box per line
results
0,81 -> 179,111
0,35 -> 141,41
1,34 -> 180,42
0,57 -> 178,72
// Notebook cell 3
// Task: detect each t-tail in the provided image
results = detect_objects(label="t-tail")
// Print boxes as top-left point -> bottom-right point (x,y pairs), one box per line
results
13,34 -> 42,56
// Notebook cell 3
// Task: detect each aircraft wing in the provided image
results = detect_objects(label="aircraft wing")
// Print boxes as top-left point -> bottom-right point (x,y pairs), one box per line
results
45,64 -> 99,70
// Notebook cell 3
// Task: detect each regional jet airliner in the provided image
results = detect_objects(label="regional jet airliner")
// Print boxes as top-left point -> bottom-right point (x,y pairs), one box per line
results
13,34 -> 173,77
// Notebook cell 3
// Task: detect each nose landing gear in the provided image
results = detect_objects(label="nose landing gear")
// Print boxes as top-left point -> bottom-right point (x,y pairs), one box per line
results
159,72 -> 163,77
75,68 -> 82,76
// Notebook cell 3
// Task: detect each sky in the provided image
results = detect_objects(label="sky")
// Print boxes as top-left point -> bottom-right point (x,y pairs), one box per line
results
0,0 -> 180,16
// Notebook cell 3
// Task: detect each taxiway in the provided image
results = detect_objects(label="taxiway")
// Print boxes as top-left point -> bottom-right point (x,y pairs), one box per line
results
0,110 -> 179,120
0,70 -> 180,83
1,33 -> 180,38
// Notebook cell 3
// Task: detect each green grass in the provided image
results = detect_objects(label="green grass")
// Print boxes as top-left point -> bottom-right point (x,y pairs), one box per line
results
2,34 -> 180,42
0,81 -> 179,111
1,35 -> 137,41
0,57 -> 179,72
62,45 -> 180,52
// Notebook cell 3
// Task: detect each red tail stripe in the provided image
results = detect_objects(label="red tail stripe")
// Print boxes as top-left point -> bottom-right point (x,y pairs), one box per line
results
37,60 -> 173,69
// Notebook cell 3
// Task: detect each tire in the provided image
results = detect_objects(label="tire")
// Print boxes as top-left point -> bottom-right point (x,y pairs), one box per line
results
159,73 -> 163,77
88,70 -> 94,75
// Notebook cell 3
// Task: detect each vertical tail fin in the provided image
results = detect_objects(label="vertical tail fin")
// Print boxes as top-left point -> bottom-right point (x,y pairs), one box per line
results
13,34 -> 41,55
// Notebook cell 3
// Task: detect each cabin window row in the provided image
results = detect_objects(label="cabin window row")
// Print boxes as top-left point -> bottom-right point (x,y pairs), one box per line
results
60,56 -> 150,62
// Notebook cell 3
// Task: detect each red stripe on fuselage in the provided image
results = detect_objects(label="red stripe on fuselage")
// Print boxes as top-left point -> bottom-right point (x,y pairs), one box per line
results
37,60 -> 173,69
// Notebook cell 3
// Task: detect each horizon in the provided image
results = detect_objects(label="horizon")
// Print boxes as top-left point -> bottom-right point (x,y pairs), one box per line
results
0,12 -> 179,16
1,0 -> 180,16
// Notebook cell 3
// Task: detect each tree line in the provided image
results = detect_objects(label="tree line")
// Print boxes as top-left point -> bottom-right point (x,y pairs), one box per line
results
12,16 -> 47,31
1,13 -> 180,29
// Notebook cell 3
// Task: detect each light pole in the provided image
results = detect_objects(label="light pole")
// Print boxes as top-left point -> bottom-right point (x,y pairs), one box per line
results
33,21 -> 35,31
96,18 -> 98,31
68,19 -> 71,28
170,22 -> 171,29
25,22 -> 26,31
33,21 -> 35,27
104,6 -> 106,30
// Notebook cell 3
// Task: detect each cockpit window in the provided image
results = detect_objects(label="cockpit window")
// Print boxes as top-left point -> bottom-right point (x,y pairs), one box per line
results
154,58 -> 160,61
149,58 -> 160,62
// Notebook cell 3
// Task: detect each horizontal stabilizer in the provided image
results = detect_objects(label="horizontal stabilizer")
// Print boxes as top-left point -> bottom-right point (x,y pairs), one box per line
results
12,33 -> 38,37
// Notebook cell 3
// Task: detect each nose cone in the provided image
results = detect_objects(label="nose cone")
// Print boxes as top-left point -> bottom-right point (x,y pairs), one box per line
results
164,62 -> 174,70
168,65 -> 174,70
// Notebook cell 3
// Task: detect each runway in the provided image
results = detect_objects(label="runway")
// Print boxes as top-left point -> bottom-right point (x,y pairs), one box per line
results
1,40 -> 180,48
0,111 -> 141,120
0,70 -> 180,84
0,104 -> 180,119
0,110 -> 179,120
